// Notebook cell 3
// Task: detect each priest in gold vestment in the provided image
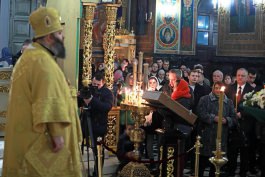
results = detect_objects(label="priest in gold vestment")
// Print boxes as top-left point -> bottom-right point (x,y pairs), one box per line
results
2,7 -> 83,177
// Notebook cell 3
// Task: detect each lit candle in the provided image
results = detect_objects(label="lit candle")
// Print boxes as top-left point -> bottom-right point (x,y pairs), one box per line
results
212,0 -> 217,9
133,90 -> 137,105
140,90 -> 143,105
128,91 -> 132,104
133,60 -> 137,91
137,91 -> 141,106
138,52 -> 143,82
124,88 -> 128,103
217,86 -> 226,141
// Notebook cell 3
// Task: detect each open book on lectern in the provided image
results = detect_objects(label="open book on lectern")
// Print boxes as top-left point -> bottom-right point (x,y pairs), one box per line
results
142,91 -> 197,125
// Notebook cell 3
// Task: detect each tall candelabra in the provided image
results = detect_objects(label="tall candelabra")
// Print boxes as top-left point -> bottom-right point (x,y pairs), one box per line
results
120,52 -> 151,177
120,99 -> 152,177
209,86 -> 228,177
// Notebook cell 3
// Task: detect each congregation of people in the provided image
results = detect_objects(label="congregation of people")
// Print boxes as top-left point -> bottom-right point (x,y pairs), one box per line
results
3,6 -> 265,177
2,38 -> 265,176
109,57 -> 265,177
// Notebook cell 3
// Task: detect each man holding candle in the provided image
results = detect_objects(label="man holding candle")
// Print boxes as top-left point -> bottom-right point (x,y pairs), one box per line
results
196,81 -> 236,177
225,68 -> 255,177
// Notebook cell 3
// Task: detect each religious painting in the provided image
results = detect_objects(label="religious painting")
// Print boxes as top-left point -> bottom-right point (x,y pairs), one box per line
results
217,4 -> 265,57
90,1 -> 130,55
180,0 -> 197,53
92,6 -> 107,51
154,0 -> 198,55
136,0 -> 148,35
230,0 -> 255,33
154,0 -> 180,54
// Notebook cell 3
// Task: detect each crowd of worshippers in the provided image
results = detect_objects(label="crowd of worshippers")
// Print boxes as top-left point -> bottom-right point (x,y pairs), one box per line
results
4,40 -> 264,176
105,58 -> 265,177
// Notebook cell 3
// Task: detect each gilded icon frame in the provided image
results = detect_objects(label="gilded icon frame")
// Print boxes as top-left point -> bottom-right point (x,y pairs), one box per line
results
217,4 -> 265,57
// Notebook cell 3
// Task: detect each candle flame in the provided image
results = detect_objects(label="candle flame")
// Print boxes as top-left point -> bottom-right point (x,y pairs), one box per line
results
220,86 -> 225,92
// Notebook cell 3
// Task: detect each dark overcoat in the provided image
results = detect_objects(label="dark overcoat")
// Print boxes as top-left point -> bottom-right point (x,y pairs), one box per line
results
196,92 -> 236,156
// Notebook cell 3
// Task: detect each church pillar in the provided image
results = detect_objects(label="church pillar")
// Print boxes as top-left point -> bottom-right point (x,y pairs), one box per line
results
82,3 -> 97,86
102,4 -> 120,90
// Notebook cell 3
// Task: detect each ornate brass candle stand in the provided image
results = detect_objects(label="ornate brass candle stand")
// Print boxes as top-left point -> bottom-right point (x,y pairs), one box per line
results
120,102 -> 152,177
193,136 -> 202,177
209,143 -> 228,177
209,87 -> 228,177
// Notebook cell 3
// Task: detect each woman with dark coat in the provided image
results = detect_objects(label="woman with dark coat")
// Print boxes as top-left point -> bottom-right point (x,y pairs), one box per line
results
196,81 -> 236,177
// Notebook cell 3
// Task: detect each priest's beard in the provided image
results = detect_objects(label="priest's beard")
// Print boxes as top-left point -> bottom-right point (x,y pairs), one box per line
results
50,34 -> 66,59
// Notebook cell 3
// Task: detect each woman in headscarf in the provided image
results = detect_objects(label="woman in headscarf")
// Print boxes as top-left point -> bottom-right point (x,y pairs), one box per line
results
143,76 -> 163,171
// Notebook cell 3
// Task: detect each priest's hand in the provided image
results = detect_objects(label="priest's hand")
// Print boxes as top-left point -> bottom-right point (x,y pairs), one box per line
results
52,136 -> 64,153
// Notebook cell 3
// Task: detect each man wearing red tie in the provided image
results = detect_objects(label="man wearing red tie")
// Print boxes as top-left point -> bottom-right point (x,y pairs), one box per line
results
225,68 -> 255,177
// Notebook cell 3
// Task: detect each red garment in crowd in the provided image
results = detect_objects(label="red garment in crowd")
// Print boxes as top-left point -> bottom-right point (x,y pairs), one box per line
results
171,79 -> 191,100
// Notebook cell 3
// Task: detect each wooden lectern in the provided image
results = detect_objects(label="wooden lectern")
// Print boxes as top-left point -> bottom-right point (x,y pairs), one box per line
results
142,91 -> 197,125
142,91 -> 197,177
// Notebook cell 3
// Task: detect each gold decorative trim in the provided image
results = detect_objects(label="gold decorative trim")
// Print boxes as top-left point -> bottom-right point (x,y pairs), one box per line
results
0,71 -> 12,80
217,6 -> 265,57
0,111 -> 7,117
167,146 -> 174,176
0,111 -> 7,131
0,85 -> 10,93
159,146 -> 163,177
104,107 -> 120,152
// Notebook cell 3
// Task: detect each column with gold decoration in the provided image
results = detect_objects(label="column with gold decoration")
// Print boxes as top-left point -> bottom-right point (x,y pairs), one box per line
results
82,3 -> 96,87
102,3 -> 120,90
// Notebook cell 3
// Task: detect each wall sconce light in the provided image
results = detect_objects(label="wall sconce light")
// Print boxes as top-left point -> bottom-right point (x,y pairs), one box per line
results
145,12 -> 152,23
212,0 -> 218,9
253,0 -> 265,11
212,0 -> 231,15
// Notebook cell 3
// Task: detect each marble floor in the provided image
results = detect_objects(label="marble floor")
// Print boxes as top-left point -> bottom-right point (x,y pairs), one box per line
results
0,140 -> 262,177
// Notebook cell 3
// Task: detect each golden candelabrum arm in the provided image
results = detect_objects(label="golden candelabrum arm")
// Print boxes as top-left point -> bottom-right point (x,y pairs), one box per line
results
97,139 -> 103,177
102,4 -> 120,90
120,104 -> 151,177
82,3 -> 96,87
209,88 -> 228,177
194,136 -> 202,177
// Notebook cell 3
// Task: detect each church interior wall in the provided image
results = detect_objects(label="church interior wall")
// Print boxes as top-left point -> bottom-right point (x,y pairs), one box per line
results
0,0 -> 10,52
2,0 -> 264,86
46,0 -> 83,87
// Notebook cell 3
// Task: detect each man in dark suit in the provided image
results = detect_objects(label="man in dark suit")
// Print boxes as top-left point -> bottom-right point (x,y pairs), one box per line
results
187,69 -> 211,174
188,69 -> 211,112
225,68 -> 254,177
